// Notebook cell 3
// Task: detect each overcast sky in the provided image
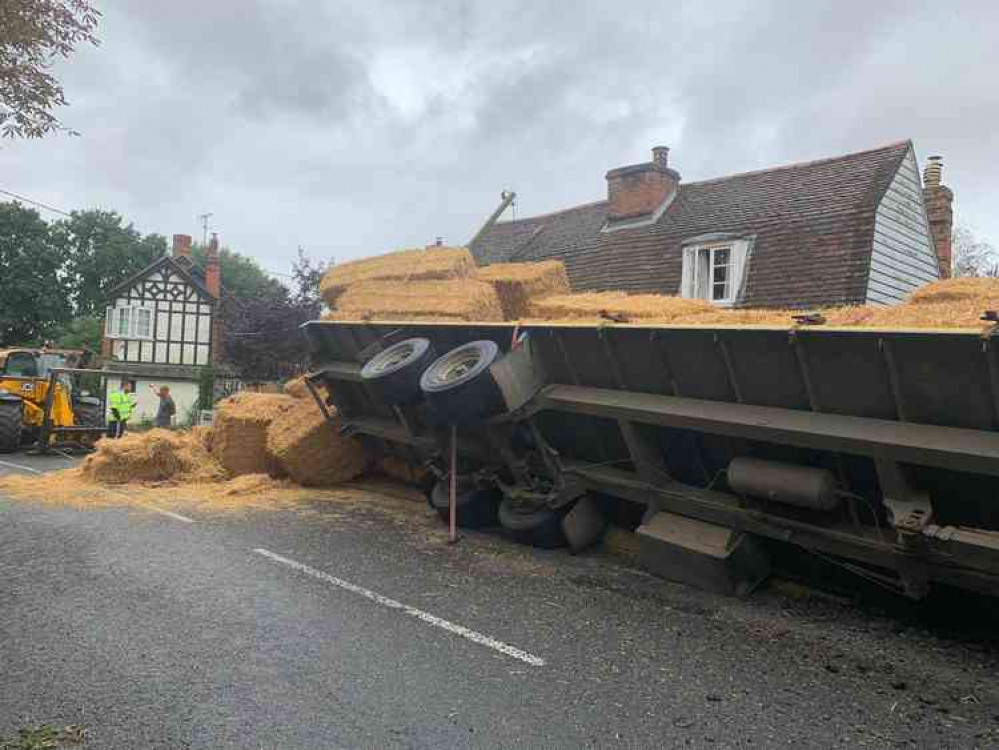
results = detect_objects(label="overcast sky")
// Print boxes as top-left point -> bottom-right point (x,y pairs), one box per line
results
1,0 -> 997,276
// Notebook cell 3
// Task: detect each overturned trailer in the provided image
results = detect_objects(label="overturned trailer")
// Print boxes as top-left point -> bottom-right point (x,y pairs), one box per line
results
303,319 -> 999,600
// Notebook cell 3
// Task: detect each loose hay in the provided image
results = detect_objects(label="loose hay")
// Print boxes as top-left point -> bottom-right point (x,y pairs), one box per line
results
335,278 -> 504,322
190,425 -> 214,452
908,277 -> 999,305
212,392 -> 299,476
81,429 -> 225,484
527,292 -> 714,322
283,376 -> 309,399
476,260 -> 571,320
266,399 -> 368,487
377,455 -> 430,486
319,246 -> 475,307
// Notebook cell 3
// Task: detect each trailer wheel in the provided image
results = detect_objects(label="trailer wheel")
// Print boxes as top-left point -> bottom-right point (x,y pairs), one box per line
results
428,475 -> 499,528
498,497 -> 569,549
360,337 -> 435,405
419,340 -> 503,423
0,398 -> 23,454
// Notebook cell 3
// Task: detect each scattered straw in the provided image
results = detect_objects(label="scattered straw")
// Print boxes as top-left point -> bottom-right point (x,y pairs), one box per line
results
283,376 -> 310,399
319,246 -> 475,307
378,455 -> 430,486
527,292 -> 714,322
335,278 -> 504,322
80,429 -> 225,484
266,399 -> 369,487
477,260 -> 571,320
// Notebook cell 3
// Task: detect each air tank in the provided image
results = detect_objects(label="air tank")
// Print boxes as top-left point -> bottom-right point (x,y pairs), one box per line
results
726,457 -> 839,511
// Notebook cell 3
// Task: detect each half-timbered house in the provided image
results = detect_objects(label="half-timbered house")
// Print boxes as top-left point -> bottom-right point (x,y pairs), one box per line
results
101,233 -> 222,424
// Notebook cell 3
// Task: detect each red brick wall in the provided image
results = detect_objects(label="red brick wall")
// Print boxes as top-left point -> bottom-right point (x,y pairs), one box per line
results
606,166 -> 679,221
924,185 -> 954,278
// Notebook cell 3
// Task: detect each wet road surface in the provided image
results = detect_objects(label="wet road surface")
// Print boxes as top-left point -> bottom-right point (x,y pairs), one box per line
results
1,453 -> 998,749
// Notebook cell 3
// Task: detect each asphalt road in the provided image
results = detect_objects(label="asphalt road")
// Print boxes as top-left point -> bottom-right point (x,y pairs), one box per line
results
1,454 -> 998,749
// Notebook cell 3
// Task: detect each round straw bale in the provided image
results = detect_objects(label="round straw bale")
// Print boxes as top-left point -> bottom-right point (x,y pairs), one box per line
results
266,399 -> 369,487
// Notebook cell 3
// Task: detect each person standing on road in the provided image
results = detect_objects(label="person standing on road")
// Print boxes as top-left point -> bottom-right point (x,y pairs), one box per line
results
108,381 -> 137,438
150,384 -> 176,428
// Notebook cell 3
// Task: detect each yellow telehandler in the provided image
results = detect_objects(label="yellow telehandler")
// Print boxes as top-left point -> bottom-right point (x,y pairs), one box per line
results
0,347 -> 104,453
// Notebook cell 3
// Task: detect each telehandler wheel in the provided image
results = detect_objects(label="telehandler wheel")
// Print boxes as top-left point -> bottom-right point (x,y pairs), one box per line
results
498,497 -> 569,549
360,337 -> 435,405
0,398 -> 24,454
428,475 -> 500,529
74,399 -> 104,428
419,340 -> 504,424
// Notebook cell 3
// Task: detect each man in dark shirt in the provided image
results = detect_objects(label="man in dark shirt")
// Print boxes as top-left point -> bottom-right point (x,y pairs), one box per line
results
150,384 -> 176,428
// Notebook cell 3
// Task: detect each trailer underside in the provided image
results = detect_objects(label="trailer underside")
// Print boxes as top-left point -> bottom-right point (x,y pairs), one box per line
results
303,320 -> 999,599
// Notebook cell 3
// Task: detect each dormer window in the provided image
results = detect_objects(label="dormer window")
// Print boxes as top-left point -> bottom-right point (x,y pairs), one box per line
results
680,235 -> 753,306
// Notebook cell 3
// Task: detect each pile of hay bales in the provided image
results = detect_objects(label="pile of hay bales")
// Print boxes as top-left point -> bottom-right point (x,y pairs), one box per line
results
319,247 -> 572,323
335,278 -> 504,322
320,246 -> 476,308
523,278 -> 999,329
212,392 -> 298,476
81,429 -> 226,484
476,260 -> 570,319
266,399 -> 368,487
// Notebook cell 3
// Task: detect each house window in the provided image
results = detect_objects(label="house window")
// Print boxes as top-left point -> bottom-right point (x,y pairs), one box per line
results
681,239 -> 751,306
105,305 -> 154,339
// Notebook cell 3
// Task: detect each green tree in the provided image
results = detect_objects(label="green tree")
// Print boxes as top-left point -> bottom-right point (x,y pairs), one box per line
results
0,0 -> 101,139
0,202 -> 71,345
52,209 -> 167,316
190,242 -> 283,299
51,315 -> 102,351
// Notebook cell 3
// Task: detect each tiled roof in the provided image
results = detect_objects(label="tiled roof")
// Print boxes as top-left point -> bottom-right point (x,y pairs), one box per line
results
470,141 -> 911,308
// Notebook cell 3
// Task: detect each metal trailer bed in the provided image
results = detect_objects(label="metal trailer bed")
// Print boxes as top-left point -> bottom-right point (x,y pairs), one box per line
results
303,319 -> 999,599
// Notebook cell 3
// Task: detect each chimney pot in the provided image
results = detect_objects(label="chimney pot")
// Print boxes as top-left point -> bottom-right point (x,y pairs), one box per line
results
652,146 -> 670,169
923,155 -> 943,187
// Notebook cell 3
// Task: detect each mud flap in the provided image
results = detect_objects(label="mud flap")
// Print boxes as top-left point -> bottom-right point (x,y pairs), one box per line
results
636,510 -> 770,597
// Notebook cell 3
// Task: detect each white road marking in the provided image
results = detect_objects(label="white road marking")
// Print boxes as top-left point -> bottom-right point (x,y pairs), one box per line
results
137,504 -> 195,524
0,459 -> 43,474
254,548 -> 546,667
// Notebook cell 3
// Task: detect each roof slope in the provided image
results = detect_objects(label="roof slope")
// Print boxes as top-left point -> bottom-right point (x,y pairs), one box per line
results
107,253 -> 217,301
470,141 -> 911,308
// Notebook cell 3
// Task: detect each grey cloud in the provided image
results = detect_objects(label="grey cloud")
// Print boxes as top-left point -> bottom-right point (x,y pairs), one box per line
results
0,0 -> 996,274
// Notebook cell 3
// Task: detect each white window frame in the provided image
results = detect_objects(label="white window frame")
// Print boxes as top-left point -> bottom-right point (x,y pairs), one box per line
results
681,238 -> 752,307
105,304 -> 154,340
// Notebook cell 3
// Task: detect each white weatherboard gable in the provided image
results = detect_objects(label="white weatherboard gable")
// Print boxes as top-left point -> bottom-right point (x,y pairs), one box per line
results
866,148 -> 940,305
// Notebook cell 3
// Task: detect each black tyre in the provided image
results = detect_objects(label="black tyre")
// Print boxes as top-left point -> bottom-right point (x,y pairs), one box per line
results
428,475 -> 500,529
419,340 -> 504,424
498,497 -> 568,549
360,338 -> 435,405
74,398 -> 104,428
0,398 -> 23,454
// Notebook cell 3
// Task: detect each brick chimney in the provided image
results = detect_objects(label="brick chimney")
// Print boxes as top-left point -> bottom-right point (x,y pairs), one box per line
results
172,234 -> 192,259
605,146 -> 681,222
922,155 -> 954,278
205,233 -> 221,297
206,233 -> 222,363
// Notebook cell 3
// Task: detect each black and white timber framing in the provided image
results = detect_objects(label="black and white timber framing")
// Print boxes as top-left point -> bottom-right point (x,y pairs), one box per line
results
105,256 -> 216,369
